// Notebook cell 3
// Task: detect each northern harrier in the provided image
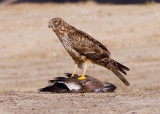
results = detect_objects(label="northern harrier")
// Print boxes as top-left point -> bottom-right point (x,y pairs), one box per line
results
48,18 -> 130,86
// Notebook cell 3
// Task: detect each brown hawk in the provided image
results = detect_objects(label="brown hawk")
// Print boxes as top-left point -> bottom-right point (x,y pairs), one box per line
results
48,17 -> 130,86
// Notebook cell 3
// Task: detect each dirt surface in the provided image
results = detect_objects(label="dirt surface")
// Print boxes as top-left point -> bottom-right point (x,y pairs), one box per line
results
0,2 -> 160,113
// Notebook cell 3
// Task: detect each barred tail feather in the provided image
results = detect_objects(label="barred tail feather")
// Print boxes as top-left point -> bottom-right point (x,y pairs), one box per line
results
112,69 -> 130,86
115,61 -> 130,71
100,58 -> 130,86
111,59 -> 130,75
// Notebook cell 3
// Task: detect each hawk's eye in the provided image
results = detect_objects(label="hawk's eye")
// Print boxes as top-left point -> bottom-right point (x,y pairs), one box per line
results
54,20 -> 58,25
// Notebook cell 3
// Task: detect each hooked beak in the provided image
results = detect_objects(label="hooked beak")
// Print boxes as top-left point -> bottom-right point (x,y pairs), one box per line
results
48,21 -> 53,28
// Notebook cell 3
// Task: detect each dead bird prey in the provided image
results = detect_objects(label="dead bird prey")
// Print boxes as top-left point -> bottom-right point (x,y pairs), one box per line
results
48,17 -> 130,86
39,73 -> 116,93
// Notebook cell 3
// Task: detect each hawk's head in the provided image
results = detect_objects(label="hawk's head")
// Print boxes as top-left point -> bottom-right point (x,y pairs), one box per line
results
48,18 -> 64,30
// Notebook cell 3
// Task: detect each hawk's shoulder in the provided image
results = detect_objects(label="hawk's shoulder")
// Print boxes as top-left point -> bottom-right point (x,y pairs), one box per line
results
68,28 -> 110,55
67,27 -> 111,60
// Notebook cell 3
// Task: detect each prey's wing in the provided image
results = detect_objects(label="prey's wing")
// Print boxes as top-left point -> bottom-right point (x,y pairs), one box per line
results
68,29 -> 111,61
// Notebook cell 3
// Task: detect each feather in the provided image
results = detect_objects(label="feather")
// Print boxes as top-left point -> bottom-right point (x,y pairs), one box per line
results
111,69 -> 130,86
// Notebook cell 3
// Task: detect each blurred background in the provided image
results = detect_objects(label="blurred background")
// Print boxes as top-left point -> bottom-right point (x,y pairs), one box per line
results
1,0 -> 160,4
0,0 -> 160,92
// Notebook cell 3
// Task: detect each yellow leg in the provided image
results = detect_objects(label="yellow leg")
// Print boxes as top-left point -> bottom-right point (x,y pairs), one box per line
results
71,65 -> 78,77
78,64 -> 87,80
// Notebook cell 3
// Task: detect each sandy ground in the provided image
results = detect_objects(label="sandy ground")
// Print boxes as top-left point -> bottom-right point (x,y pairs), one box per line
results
0,2 -> 160,113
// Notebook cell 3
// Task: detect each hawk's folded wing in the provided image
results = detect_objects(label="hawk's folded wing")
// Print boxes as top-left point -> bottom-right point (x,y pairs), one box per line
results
68,30 -> 111,61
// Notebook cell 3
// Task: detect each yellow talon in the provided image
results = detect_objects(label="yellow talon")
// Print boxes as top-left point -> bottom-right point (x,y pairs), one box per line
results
78,75 -> 86,80
78,63 -> 87,80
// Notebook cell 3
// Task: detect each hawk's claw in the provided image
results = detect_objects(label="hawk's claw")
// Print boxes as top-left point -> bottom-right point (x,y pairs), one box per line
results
78,76 -> 86,80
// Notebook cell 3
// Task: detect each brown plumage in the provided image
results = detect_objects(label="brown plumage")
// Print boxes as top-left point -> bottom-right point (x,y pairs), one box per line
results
48,17 -> 130,86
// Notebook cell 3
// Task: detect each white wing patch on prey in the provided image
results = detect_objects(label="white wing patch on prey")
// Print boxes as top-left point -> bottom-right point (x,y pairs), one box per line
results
65,82 -> 81,91
57,81 -> 81,91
